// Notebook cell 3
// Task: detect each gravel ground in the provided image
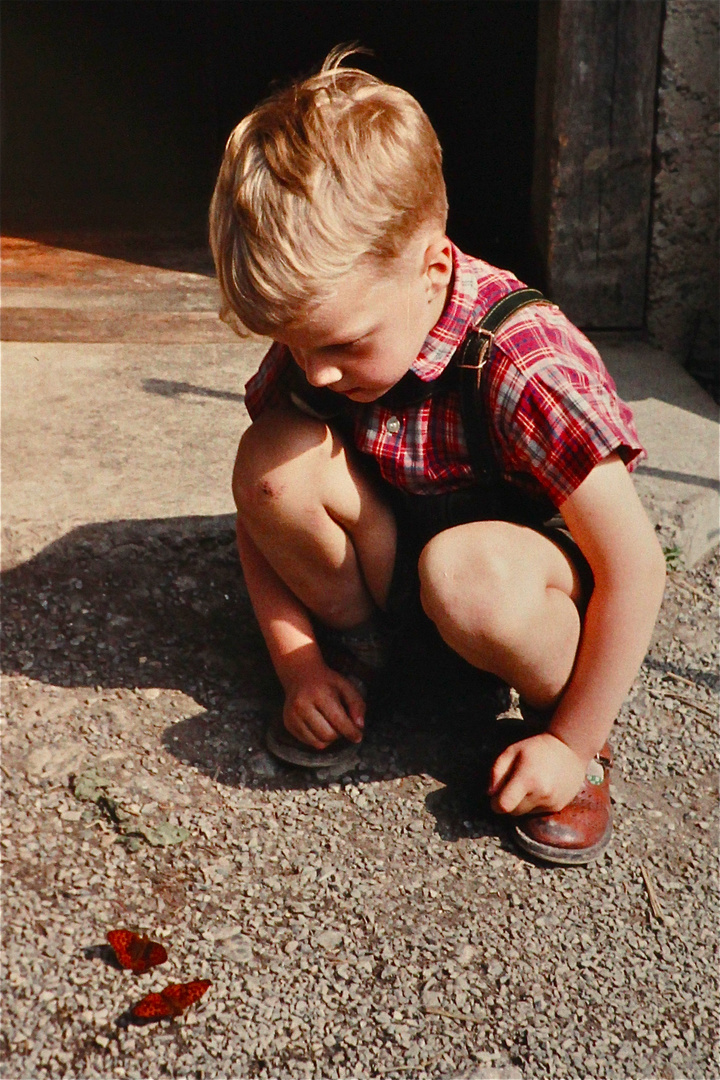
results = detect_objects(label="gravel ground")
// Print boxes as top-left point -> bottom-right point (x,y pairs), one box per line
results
1,518 -> 718,1080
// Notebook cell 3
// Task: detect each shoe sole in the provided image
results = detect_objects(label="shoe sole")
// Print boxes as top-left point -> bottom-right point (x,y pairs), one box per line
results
266,720 -> 361,770
513,815 -> 613,866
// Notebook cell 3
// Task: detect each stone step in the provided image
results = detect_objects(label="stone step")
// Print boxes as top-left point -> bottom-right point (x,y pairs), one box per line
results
1,308 -> 238,344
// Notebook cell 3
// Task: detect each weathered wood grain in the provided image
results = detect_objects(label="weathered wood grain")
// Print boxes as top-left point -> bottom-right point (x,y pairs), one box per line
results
533,0 -> 663,327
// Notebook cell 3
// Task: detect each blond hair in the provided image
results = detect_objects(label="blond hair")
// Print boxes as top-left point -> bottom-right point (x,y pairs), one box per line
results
209,46 -> 448,334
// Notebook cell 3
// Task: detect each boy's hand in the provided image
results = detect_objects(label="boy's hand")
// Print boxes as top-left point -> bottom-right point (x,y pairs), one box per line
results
488,733 -> 587,816
282,661 -> 366,749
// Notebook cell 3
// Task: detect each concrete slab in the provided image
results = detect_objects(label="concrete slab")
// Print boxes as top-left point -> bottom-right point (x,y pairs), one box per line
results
1,310 -> 243,343
2,284 -> 222,311
1,340 -> 263,549
593,333 -> 719,567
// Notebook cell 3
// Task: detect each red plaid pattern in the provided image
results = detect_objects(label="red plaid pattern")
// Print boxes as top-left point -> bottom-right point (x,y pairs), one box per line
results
244,246 -> 645,507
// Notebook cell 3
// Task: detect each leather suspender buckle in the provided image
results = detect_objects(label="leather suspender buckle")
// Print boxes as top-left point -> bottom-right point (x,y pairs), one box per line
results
456,327 -> 495,371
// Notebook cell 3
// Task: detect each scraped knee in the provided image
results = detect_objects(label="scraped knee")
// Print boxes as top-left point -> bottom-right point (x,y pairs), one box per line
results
232,407 -> 331,525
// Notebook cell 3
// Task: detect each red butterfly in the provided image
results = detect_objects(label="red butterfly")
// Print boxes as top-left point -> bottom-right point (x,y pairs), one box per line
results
131,980 -> 211,1020
106,929 -> 168,975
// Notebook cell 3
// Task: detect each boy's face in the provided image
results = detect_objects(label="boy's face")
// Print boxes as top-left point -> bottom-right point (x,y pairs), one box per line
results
275,234 -> 453,402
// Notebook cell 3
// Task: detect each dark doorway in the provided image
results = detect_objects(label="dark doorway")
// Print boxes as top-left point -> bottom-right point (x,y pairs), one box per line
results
2,1 -> 540,281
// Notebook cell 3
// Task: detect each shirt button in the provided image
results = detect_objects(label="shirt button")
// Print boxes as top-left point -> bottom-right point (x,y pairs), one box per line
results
386,416 -> 401,434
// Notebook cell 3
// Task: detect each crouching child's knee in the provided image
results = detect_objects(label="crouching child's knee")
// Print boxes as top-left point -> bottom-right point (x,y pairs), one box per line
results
231,425 -> 278,523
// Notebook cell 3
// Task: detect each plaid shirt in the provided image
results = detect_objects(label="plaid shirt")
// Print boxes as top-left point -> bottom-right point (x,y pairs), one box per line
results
244,246 -> 645,507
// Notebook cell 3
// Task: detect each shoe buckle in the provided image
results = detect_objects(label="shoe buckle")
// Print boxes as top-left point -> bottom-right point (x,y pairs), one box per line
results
586,759 -> 605,785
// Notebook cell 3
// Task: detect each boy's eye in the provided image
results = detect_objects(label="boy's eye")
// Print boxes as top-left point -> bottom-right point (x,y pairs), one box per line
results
324,340 -> 359,353
322,333 -> 371,354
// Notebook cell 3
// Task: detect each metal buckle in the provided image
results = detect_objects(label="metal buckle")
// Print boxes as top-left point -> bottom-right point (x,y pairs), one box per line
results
586,759 -> 605,785
456,327 -> 495,370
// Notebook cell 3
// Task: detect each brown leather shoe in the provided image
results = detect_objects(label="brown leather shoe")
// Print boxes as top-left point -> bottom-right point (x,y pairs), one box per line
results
513,744 -> 613,865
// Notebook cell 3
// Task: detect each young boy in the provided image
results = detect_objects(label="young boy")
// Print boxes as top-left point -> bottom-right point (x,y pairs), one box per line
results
209,49 -> 666,865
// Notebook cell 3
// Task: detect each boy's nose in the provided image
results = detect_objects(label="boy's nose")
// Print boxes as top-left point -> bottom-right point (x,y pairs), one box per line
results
303,356 -> 343,388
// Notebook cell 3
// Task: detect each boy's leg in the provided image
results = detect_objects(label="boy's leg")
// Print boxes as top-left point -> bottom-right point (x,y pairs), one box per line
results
234,405 -> 397,627
233,406 -> 397,766
417,520 -> 584,709
418,520 -> 612,865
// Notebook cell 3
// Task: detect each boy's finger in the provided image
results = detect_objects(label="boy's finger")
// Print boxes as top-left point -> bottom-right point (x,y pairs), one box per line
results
488,747 -> 535,813
290,716 -> 333,750
502,793 -> 537,817
289,704 -> 337,747
490,774 -> 530,815
316,689 -> 363,743
487,745 -> 519,795
337,679 -> 366,729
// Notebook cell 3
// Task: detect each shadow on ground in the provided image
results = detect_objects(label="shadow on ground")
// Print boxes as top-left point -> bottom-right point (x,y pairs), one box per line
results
1,515 -> 520,842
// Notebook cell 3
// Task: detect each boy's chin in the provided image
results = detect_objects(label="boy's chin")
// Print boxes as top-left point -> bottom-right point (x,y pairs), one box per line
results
341,387 -> 388,402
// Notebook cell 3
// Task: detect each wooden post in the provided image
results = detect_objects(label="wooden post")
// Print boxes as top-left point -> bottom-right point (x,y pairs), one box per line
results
532,0 -> 663,328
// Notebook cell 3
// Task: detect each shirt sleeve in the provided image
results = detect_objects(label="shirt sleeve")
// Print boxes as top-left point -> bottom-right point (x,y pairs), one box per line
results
488,311 -> 646,507
244,341 -> 293,420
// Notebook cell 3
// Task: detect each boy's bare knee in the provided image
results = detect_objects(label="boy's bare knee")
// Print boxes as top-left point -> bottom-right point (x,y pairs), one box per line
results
232,407 -> 330,517
418,524 -> 518,640
234,470 -> 282,526
232,427 -> 275,519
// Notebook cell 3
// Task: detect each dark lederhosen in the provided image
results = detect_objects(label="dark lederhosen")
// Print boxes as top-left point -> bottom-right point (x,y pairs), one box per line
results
285,289 -> 594,643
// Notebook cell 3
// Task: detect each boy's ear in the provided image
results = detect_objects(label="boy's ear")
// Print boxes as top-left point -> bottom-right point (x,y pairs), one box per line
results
422,234 -> 453,299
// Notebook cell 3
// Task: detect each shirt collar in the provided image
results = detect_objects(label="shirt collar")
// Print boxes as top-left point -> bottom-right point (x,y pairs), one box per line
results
410,243 -> 479,382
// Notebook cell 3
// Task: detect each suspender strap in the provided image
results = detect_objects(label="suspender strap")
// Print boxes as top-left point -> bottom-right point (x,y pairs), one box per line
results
456,287 -> 549,483
455,287 -> 547,376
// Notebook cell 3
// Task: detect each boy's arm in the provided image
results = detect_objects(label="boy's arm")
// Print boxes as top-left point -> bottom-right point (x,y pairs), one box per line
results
235,517 -> 365,749
490,453 -> 666,815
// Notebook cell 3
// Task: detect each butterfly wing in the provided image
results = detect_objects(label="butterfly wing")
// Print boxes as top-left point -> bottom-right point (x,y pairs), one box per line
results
107,929 -> 168,974
131,938 -> 168,975
107,929 -> 137,969
131,981 -> 210,1021
131,991 -> 175,1020
160,980 -> 212,1014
